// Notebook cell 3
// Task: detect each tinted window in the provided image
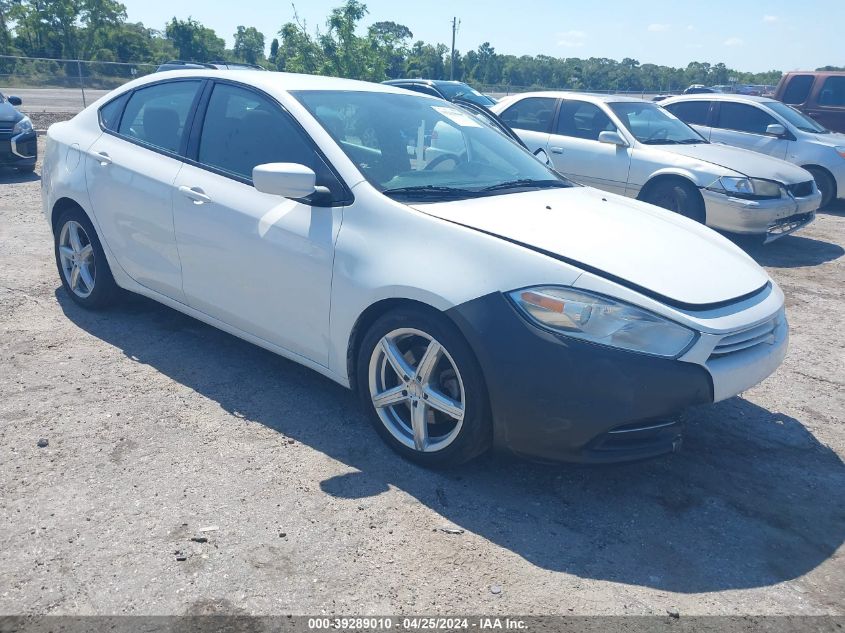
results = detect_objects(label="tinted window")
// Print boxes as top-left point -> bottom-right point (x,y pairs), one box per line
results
397,84 -> 443,99
665,101 -> 711,126
782,75 -> 814,104
819,76 -> 845,106
198,82 -> 342,194
556,100 -> 617,141
500,97 -> 556,132
715,102 -> 778,135
118,81 -> 201,152
98,92 -> 129,131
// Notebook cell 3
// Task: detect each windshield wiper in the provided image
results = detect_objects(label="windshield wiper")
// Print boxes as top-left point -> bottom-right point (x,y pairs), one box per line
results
640,139 -> 682,145
480,179 -> 570,192
381,185 -> 472,198
678,138 -> 706,144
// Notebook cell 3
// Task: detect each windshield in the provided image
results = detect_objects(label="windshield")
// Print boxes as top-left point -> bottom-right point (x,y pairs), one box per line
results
765,101 -> 829,134
609,102 -> 706,145
294,91 -> 570,201
436,83 -> 496,107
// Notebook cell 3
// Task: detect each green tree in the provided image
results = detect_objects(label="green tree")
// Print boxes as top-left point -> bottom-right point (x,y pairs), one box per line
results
233,25 -> 264,65
165,17 -> 225,61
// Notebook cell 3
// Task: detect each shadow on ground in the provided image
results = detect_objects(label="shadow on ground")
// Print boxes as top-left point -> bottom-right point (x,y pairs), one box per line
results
0,168 -> 39,184
57,290 -> 845,595
732,233 -> 844,268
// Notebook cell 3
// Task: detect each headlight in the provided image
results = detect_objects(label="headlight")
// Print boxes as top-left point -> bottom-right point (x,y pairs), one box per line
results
12,116 -> 33,135
835,146 -> 845,159
509,286 -> 696,358
707,176 -> 784,200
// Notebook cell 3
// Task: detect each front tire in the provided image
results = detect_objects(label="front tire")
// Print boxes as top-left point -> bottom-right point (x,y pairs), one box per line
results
805,167 -> 835,209
643,178 -> 706,223
357,307 -> 491,467
54,207 -> 119,309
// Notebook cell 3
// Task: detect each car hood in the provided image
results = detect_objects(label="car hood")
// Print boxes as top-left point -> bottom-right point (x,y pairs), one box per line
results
410,186 -> 769,308
806,131 -> 845,146
0,101 -> 22,124
657,142 -> 813,184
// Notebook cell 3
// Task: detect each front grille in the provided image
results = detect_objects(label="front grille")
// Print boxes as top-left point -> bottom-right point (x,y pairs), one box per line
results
710,315 -> 779,358
787,181 -> 814,198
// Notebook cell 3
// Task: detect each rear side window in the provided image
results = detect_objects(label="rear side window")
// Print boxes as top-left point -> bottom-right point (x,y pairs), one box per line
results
398,84 -> 443,99
556,100 -> 617,141
781,75 -> 814,104
98,92 -> 129,131
714,102 -> 778,135
819,76 -> 845,106
118,80 -> 202,153
500,97 -> 556,132
197,82 -> 343,195
665,101 -> 711,126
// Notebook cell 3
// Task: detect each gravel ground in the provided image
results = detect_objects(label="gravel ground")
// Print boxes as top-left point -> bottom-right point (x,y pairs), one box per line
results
0,138 -> 843,616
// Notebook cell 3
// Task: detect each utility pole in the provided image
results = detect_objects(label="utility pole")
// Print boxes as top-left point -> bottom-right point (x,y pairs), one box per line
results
450,17 -> 460,80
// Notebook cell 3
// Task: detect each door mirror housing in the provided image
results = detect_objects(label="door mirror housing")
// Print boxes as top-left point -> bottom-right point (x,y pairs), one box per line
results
598,130 -> 628,147
8,96 -> 22,106
253,163 -> 317,197
766,123 -> 787,137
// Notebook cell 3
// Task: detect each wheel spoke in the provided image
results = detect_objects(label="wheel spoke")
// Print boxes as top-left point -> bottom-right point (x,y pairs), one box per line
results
69,265 -> 81,290
78,262 -> 95,291
68,222 -> 83,252
411,402 -> 428,451
424,387 -> 464,421
415,340 -> 441,383
380,337 -> 415,381
59,246 -> 75,262
372,384 -> 408,409
79,244 -> 93,261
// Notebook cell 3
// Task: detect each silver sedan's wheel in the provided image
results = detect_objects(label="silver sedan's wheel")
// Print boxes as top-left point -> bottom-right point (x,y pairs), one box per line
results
368,327 -> 466,453
58,220 -> 96,299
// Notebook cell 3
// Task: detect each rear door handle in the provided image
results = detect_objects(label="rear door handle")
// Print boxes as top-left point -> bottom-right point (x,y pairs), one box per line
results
94,151 -> 112,165
550,146 -> 564,154
178,186 -> 212,205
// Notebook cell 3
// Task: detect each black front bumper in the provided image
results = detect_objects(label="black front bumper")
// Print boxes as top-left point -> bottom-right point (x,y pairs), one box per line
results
0,130 -> 37,168
446,292 -> 713,463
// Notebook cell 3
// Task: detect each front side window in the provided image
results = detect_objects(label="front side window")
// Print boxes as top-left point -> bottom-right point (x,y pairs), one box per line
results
664,100 -> 711,126
819,76 -> 845,107
781,75 -> 814,104
609,102 -> 704,144
556,101 -> 617,141
715,102 -> 778,135
117,80 -> 202,153
197,82 -> 343,194
499,97 -> 557,133
294,90 -> 570,201
765,101 -> 828,133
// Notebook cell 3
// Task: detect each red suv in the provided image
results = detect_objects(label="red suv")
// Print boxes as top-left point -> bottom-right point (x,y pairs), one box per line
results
774,71 -> 845,133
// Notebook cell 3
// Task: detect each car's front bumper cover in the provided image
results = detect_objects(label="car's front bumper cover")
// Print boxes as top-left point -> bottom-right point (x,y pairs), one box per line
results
446,292 -> 714,463
0,130 -> 37,167
702,188 -> 819,240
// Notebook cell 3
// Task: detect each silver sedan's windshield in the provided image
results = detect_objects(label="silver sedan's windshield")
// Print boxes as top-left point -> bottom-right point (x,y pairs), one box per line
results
294,90 -> 570,201
610,102 -> 706,145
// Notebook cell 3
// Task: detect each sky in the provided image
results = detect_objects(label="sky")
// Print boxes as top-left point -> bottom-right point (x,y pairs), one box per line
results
120,0 -> 844,73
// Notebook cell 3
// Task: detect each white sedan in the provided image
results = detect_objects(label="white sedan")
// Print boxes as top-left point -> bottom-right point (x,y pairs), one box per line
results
494,92 -> 821,242
44,71 -> 788,465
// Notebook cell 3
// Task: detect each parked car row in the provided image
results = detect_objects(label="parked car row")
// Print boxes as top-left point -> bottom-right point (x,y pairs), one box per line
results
0,91 -> 37,172
43,70 -> 792,466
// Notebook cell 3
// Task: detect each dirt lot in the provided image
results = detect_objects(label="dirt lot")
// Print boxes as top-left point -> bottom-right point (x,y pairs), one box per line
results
0,138 -> 843,617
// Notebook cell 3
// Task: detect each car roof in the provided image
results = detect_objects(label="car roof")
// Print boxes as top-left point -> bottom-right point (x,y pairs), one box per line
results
131,69 -> 417,96
504,91 -> 648,104
663,93 -> 776,104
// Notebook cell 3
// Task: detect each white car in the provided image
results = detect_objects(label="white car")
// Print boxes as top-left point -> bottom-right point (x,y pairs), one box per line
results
43,71 -> 788,465
493,92 -> 821,242
662,93 -> 845,208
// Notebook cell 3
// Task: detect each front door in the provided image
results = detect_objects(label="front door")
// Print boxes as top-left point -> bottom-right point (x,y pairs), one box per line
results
709,101 -> 790,160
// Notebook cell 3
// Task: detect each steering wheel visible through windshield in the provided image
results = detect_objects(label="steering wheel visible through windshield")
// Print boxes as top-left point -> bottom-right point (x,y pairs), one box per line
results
294,90 -> 570,202
609,102 -> 707,145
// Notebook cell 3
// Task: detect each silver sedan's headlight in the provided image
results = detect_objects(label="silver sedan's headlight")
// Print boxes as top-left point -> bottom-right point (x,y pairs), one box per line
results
12,116 -> 33,135
707,176 -> 784,200
509,286 -> 696,358
835,146 -> 845,159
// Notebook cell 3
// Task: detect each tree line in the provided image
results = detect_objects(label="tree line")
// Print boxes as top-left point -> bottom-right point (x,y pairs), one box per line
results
0,0 -> 830,91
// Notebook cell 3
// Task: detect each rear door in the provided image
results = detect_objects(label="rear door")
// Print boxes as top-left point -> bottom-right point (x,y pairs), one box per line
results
498,96 -> 558,155
663,100 -> 714,140
85,79 -> 203,299
708,101 -> 789,159
545,99 -> 630,194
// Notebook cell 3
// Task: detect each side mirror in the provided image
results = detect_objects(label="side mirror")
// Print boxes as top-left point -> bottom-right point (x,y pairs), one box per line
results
766,123 -> 786,137
253,163 -> 318,198
534,148 -> 552,166
598,130 -> 628,147
8,96 -> 22,106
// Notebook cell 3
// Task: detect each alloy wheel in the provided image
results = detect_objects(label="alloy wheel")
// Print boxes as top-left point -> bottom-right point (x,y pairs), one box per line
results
58,220 -> 96,299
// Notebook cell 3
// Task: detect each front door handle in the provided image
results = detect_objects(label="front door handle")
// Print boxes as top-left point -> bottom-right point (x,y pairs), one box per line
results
94,151 -> 112,165
550,146 -> 564,154
178,186 -> 212,205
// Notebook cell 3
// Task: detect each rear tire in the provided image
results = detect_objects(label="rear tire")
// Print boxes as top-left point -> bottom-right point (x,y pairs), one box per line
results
805,167 -> 835,209
356,307 -> 491,467
54,207 -> 119,310
642,178 -> 706,223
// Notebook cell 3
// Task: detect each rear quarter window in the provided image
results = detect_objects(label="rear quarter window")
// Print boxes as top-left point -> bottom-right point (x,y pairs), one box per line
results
98,92 -> 130,131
